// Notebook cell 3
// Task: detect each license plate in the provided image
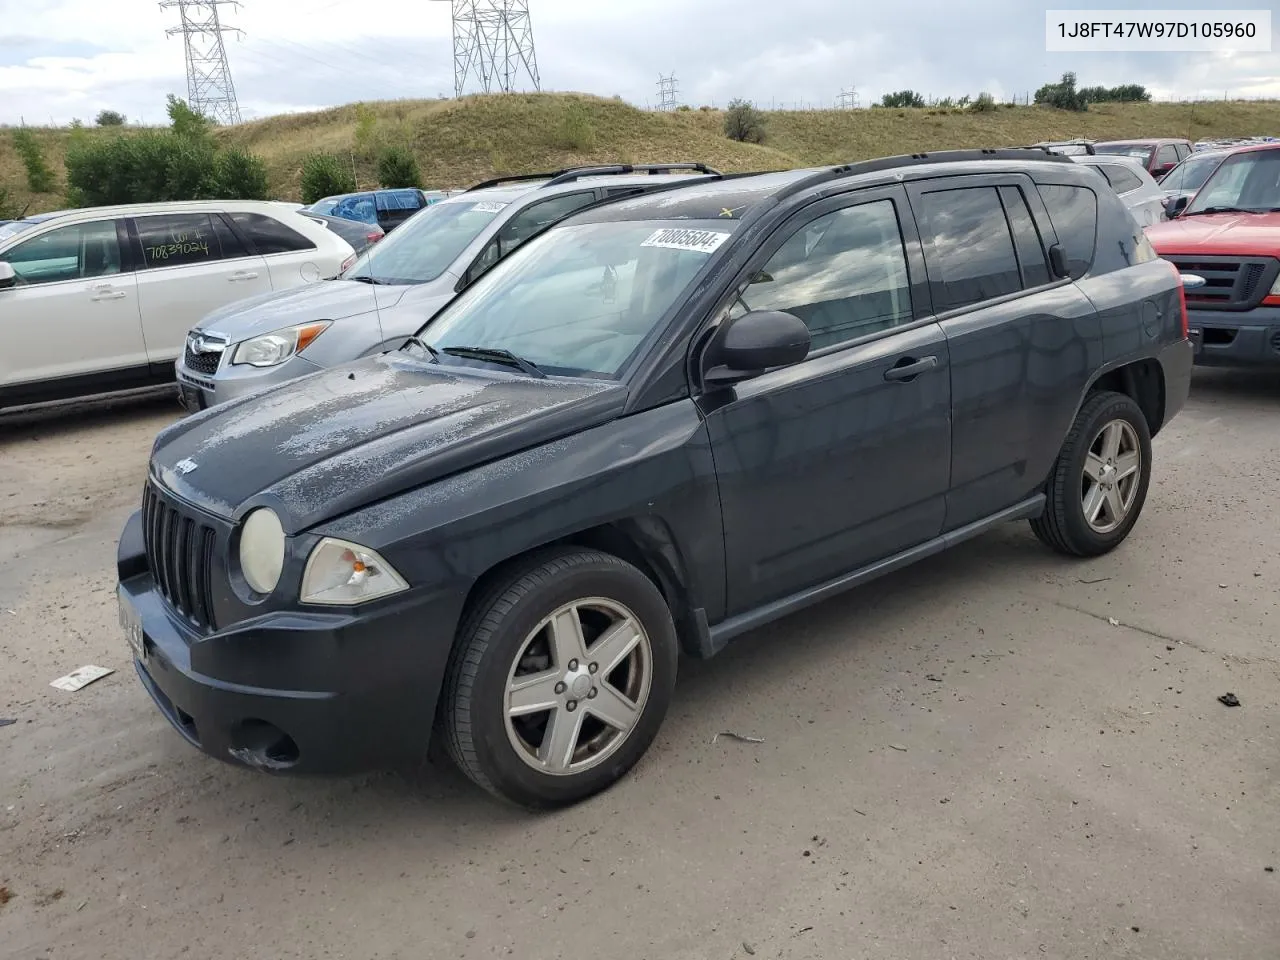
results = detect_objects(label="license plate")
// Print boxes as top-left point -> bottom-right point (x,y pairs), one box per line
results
118,588 -> 146,662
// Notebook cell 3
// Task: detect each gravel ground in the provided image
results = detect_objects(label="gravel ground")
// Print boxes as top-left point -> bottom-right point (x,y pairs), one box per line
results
1,370 -> 1277,960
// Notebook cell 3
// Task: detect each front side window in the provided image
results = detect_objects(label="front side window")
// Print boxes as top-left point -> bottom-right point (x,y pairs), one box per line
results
1,221 -> 122,286
416,220 -> 735,378
918,186 -> 1022,310
135,213 -> 241,269
729,199 -> 913,350
1184,149 -> 1280,215
341,196 -> 509,285
1155,144 -> 1179,168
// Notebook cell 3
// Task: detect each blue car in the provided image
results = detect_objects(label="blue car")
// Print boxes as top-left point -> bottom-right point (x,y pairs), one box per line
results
303,188 -> 453,233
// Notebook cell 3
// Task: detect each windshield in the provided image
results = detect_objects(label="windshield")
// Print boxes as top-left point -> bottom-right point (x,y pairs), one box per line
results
1095,143 -> 1155,162
307,198 -> 339,216
0,220 -> 38,244
1184,148 -> 1280,214
1163,153 -> 1225,194
413,220 -> 736,379
340,196 -> 507,285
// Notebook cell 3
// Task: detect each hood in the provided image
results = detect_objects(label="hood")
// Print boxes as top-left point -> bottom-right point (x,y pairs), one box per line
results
1146,212 -> 1280,258
195,281 -> 413,341
150,352 -> 627,531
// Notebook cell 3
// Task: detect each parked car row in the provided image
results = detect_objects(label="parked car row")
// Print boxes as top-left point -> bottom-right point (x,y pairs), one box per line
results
114,146 -> 1197,809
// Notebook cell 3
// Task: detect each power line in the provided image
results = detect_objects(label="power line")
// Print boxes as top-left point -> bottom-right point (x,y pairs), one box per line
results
433,0 -> 541,98
656,73 -> 679,111
160,1 -> 243,124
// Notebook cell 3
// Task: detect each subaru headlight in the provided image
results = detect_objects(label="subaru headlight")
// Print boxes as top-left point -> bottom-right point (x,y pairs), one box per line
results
301,538 -> 408,606
239,508 -> 285,595
231,321 -> 331,367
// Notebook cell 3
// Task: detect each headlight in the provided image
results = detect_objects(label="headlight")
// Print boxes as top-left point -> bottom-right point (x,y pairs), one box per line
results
301,538 -> 408,606
239,508 -> 286,595
231,321 -> 330,367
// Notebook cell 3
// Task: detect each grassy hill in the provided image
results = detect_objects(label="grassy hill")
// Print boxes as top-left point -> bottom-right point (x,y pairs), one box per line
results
4,92 -> 1280,216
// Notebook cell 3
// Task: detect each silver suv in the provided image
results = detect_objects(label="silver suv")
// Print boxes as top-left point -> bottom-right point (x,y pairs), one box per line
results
175,164 -> 720,409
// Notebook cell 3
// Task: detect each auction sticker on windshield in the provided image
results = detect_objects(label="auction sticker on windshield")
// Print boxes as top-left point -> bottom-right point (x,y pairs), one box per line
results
640,228 -> 731,253
470,201 -> 509,213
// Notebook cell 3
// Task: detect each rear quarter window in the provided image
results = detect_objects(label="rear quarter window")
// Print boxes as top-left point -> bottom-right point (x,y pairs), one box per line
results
1035,183 -> 1097,280
229,212 -> 317,254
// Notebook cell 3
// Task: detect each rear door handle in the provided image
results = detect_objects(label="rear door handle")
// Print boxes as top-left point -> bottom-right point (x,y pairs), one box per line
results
883,355 -> 938,382
229,270 -> 260,281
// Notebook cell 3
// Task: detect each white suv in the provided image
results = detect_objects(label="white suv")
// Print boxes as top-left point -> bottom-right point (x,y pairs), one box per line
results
0,200 -> 354,411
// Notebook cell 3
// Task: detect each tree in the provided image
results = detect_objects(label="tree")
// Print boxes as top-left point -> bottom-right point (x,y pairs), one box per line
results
214,148 -> 270,199
1034,72 -> 1088,111
723,99 -> 766,144
166,94 -> 212,140
300,153 -> 356,205
880,90 -> 926,108
11,129 -> 57,193
95,109 -> 126,127
376,146 -> 423,189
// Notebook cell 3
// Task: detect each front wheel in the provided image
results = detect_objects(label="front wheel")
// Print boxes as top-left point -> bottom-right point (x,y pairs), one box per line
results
440,549 -> 678,808
1030,390 -> 1153,557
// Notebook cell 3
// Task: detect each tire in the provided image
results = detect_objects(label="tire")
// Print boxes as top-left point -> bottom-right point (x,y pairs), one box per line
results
440,548 -> 679,809
1030,390 -> 1153,557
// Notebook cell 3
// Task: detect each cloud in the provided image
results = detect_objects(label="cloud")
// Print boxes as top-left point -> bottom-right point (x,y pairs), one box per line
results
0,0 -> 1276,124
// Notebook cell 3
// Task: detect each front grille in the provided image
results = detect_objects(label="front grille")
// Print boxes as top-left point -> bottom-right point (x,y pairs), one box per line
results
1166,255 -> 1280,311
142,482 -> 217,630
183,342 -> 223,376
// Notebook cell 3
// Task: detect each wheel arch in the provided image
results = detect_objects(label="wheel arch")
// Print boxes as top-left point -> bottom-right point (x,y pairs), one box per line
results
1083,357 -> 1166,437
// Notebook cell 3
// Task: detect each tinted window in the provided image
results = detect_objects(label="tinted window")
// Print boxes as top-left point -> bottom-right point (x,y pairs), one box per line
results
918,186 -> 1021,310
1155,144 -> 1179,167
1104,164 -> 1145,194
999,186 -> 1051,288
1035,184 -> 1097,279
333,195 -> 377,224
1,221 -> 122,286
377,189 -> 425,211
733,199 -> 912,350
229,212 -> 317,254
135,213 -> 241,269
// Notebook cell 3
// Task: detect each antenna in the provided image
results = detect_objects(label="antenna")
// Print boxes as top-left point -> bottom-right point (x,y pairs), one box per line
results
160,1 -> 243,124
837,86 -> 860,109
656,73 -> 679,112
433,0 -> 541,98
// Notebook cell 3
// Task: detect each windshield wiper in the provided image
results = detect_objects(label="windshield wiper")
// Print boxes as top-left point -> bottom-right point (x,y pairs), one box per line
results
348,275 -> 385,285
401,335 -> 440,362
441,345 -> 546,378
1184,205 -> 1255,216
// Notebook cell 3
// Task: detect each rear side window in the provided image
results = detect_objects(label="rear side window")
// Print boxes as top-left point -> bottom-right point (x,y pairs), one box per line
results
134,213 -> 244,269
1155,144 -> 1179,167
917,186 -> 1022,310
1035,184 -> 1097,280
377,189 -> 425,211
1104,164 -> 1145,195
229,212 -> 317,254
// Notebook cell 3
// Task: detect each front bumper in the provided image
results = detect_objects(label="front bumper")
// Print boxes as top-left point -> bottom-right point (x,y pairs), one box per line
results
1186,306 -> 1280,368
175,352 -> 325,411
116,509 -> 457,775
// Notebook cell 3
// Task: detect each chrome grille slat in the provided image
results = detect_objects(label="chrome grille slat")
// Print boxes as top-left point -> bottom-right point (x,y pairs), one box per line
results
1166,255 -> 1280,310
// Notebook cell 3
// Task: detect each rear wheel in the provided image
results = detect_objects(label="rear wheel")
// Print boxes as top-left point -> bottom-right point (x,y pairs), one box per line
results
440,549 -> 678,808
1031,390 -> 1153,557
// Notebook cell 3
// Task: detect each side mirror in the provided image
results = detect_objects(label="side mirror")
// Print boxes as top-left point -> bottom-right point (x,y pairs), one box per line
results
1048,243 -> 1070,279
1165,195 -> 1189,218
0,262 -> 15,288
703,310 -> 810,386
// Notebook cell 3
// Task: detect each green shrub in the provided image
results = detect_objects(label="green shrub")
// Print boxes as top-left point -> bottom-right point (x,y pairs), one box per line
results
353,102 -> 379,157
970,92 -> 998,112
553,102 -> 597,151
12,129 -> 56,193
166,94 -> 212,140
300,153 -> 356,205
376,145 -> 422,189
723,99 -> 766,143
0,184 -> 21,220
95,109 -> 126,127
1034,72 -> 1088,112
880,90 -> 926,108
214,148 -> 270,199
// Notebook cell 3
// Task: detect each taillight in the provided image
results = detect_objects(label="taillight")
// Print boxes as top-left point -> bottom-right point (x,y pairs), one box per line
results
367,232 -> 383,244
1169,260 -> 1189,338
339,254 -> 356,273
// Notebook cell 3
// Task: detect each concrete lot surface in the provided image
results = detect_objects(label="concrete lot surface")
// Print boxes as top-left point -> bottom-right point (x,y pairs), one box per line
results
1,371 -> 1277,960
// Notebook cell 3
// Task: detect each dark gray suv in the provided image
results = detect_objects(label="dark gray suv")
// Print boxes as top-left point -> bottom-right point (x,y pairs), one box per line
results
117,149 -> 1193,809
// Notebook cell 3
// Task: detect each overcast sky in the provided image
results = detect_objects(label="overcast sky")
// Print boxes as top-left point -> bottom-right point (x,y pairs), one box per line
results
0,0 -> 1276,125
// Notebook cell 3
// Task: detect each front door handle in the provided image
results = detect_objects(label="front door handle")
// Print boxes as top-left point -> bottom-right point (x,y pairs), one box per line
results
883,355 -> 938,382
90,284 -> 126,301
229,270 -> 260,281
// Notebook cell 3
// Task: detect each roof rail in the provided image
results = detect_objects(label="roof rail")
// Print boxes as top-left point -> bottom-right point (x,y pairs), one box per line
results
465,171 -> 561,192
543,162 -> 723,186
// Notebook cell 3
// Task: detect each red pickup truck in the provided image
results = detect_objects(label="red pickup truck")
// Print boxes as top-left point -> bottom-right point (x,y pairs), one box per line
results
1145,143 -> 1280,367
